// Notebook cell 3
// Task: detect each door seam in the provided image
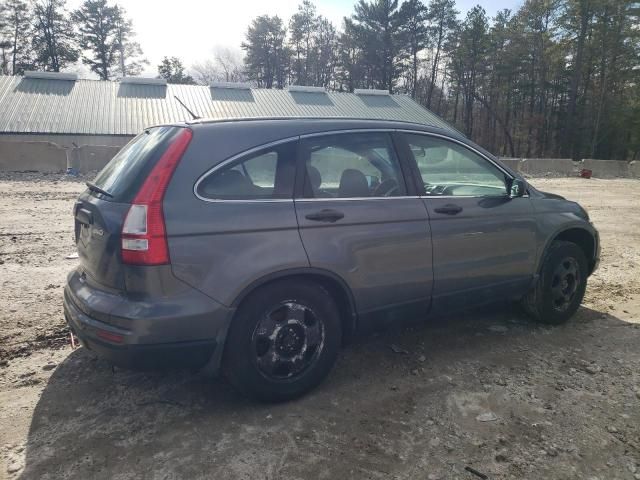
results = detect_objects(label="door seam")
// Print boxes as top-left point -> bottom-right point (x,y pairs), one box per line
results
293,199 -> 312,268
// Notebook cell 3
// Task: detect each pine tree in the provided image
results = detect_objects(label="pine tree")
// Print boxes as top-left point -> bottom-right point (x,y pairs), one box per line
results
157,56 -> 195,84
335,26 -> 363,92
113,5 -> 146,77
2,0 -> 32,74
458,6 -> 489,137
242,15 -> 288,88
72,0 -> 119,80
314,17 -> 337,88
425,0 -> 458,107
31,0 -> 79,72
398,0 -> 428,98
289,0 -> 317,86
348,0 -> 403,91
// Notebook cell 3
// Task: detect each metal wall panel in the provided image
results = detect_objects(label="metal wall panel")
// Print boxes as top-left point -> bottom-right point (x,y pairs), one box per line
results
0,76 -> 457,136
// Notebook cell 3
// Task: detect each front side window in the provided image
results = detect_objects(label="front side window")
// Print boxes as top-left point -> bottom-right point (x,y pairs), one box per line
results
403,134 -> 508,197
196,142 -> 296,200
301,132 -> 406,198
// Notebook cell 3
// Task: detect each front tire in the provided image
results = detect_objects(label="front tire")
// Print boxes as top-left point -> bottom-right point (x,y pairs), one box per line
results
223,279 -> 342,402
522,241 -> 588,325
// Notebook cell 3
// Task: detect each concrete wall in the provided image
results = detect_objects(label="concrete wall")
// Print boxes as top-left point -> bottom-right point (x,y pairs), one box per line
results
0,140 -> 67,172
496,157 -> 521,172
0,134 -> 638,178
519,158 -> 582,176
582,159 -> 631,178
0,138 -> 126,173
499,157 -> 638,178
0,133 -> 133,148
67,145 -> 122,172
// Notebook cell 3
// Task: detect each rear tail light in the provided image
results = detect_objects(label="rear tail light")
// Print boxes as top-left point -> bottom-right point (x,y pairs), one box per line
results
121,128 -> 192,265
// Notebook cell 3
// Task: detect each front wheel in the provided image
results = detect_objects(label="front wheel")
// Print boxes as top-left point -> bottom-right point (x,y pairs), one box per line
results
522,241 -> 588,325
223,279 -> 342,402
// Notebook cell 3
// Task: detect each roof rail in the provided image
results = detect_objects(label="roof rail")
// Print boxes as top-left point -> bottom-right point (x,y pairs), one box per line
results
210,81 -> 252,90
354,88 -> 390,96
24,71 -> 78,81
287,85 -> 326,93
121,77 -> 167,86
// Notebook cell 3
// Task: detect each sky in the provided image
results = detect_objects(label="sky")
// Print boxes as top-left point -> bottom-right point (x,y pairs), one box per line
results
66,0 -> 523,78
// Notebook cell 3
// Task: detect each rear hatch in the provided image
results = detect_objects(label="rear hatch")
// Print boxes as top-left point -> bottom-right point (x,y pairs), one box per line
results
74,126 -> 187,290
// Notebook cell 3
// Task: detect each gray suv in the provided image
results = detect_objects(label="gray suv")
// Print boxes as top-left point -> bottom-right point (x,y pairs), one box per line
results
64,118 -> 600,401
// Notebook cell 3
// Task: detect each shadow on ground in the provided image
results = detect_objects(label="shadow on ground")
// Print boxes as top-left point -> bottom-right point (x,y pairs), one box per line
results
18,305 -> 640,479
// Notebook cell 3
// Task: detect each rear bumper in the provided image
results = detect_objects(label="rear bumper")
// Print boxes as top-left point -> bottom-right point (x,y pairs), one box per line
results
64,269 -> 235,373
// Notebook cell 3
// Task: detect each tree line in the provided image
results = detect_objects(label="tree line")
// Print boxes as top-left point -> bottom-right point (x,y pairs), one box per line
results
0,0 -> 241,84
0,0 -> 147,78
240,0 -> 639,160
0,0 -> 637,159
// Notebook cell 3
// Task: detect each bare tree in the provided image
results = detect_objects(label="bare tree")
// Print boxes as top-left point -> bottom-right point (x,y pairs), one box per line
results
191,59 -> 220,85
192,46 -> 245,85
214,46 -> 244,82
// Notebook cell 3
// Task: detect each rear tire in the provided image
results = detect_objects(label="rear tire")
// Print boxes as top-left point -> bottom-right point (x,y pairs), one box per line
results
223,279 -> 342,402
522,240 -> 587,325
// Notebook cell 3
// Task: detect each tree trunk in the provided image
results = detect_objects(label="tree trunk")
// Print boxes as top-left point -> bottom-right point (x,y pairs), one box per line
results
426,23 -> 443,108
473,92 -> 515,157
565,0 -> 591,160
412,48 -> 418,98
12,22 -> 18,75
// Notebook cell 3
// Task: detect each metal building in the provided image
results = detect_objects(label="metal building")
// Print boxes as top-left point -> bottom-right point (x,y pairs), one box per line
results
0,71 -> 453,172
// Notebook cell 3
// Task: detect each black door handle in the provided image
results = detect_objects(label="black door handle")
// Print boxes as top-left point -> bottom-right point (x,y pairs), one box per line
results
305,209 -> 345,223
434,204 -> 463,215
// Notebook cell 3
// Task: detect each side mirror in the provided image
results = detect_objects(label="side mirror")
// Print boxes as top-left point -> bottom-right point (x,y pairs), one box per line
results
509,178 -> 527,198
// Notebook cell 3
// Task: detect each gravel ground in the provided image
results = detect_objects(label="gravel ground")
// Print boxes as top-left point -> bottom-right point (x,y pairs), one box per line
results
0,175 -> 639,480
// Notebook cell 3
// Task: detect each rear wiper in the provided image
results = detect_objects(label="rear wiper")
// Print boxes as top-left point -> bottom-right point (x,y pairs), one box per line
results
85,182 -> 113,198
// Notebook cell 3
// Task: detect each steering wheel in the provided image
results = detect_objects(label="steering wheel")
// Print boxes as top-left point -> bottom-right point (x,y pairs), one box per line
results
373,178 -> 399,197
424,183 -> 446,195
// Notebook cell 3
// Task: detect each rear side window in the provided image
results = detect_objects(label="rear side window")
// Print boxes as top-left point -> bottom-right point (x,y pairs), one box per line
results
196,141 -> 296,200
91,126 -> 184,202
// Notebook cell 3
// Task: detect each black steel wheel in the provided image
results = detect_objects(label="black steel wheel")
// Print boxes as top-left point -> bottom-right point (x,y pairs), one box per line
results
251,301 -> 325,381
550,257 -> 581,312
522,240 -> 588,325
224,279 -> 341,402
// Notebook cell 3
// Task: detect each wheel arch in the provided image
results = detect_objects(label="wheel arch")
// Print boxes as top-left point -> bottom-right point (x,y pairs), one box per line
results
230,268 -> 359,342
539,227 -> 597,275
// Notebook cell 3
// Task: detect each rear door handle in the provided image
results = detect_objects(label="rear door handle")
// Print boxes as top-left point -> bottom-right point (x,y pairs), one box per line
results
434,204 -> 463,215
305,209 -> 345,223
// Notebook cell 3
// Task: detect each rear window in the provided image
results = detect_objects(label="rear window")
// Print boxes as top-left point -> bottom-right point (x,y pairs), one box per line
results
91,126 -> 184,202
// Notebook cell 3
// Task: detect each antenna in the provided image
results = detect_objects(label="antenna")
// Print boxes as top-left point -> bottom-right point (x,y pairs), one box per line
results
173,95 -> 200,120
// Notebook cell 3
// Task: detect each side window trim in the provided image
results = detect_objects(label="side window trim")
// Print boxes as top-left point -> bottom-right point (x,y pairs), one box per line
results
297,131 -> 410,200
395,130 -> 515,198
390,131 -> 421,197
391,131 -> 424,196
193,136 -> 299,203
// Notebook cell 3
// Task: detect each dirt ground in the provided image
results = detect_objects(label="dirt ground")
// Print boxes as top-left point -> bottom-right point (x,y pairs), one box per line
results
1,174 -> 639,480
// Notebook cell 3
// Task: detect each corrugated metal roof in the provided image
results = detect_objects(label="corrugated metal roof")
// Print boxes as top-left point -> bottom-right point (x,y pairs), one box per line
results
0,75 -> 455,136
